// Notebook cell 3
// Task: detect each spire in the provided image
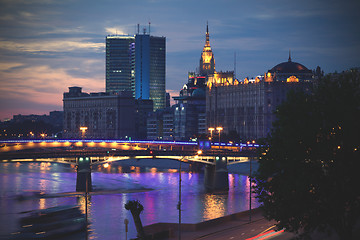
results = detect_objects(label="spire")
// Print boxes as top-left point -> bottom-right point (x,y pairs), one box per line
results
200,22 -> 215,76
205,21 -> 210,46
288,49 -> 292,62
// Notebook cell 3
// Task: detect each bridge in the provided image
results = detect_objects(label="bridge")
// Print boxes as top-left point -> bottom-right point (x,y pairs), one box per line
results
0,139 -> 259,192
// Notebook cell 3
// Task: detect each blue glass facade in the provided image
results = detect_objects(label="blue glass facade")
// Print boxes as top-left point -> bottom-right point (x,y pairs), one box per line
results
135,34 -> 150,100
135,34 -> 166,111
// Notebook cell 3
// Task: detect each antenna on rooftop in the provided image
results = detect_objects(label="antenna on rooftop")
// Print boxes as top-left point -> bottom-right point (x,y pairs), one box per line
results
149,21 -> 151,35
234,51 -> 237,79
137,24 -> 140,34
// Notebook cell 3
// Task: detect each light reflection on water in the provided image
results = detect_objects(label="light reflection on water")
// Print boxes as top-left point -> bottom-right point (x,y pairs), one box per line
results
203,194 -> 226,220
0,160 -> 259,239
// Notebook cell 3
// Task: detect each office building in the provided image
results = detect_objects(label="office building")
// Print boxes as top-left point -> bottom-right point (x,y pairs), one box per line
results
106,35 -> 135,94
135,33 -> 166,110
147,107 -> 174,140
135,99 -> 153,140
106,29 -> 166,111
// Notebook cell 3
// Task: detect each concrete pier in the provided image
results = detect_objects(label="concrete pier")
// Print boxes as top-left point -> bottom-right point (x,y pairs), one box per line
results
76,156 -> 92,192
204,156 -> 229,192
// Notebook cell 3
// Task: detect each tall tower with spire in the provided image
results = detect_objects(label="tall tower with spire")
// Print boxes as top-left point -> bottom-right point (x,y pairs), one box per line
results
199,23 -> 215,76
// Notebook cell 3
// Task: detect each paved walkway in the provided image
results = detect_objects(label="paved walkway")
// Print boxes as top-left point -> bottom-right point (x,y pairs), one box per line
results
144,208 -> 295,240
170,210 -> 293,240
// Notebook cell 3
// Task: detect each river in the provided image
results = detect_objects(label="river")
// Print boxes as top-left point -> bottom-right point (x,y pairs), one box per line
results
0,158 -> 259,239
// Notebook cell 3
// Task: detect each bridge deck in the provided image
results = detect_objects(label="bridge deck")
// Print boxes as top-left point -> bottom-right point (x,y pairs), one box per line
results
0,148 -> 256,165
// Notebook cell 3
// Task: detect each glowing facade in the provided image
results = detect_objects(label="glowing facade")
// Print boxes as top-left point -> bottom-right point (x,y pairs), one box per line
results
199,23 -> 215,76
206,56 -> 314,140
264,52 -> 313,82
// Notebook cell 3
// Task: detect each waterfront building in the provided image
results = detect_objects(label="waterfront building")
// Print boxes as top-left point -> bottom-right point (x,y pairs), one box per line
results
12,111 -> 63,130
63,87 -> 135,139
146,113 -> 157,140
206,56 -> 314,141
0,111 -> 64,139
147,73 -> 207,141
173,74 -> 207,140
147,106 -> 174,140
106,29 -> 166,111
135,99 -> 153,140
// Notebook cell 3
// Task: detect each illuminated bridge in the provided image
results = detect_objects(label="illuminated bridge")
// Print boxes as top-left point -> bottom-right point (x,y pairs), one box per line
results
0,139 -> 258,192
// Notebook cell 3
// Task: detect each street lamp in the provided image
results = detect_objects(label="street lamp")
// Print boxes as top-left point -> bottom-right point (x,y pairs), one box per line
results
208,127 -> 215,141
177,157 -> 184,240
216,127 -> 223,149
249,157 -> 252,222
80,126 -> 88,140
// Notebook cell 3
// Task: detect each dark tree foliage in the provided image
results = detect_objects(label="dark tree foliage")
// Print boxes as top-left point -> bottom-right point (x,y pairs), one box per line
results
253,70 -> 360,239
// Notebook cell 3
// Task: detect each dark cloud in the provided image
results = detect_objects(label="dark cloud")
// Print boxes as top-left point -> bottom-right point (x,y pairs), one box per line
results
0,0 -> 359,120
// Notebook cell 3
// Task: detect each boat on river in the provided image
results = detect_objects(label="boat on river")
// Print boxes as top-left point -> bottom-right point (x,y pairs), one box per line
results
20,205 -> 83,225
9,205 -> 87,239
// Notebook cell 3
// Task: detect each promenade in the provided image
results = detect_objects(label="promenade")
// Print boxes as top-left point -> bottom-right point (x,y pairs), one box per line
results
144,208 -> 360,240
144,208 -> 295,240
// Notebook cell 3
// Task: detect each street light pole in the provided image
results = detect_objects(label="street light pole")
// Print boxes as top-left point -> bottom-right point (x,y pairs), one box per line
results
178,159 -> 182,240
249,156 -> 252,222
85,176 -> 89,240
208,127 -> 214,141
80,126 -> 88,140
80,126 -> 88,148
216,127 -> 223,149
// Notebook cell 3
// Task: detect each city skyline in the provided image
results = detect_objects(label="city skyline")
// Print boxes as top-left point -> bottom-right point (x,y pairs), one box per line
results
1,0 -> 360,121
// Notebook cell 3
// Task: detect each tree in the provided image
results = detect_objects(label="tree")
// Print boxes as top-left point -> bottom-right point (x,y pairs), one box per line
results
253,70 -> 360,239
124,200 -> 146,239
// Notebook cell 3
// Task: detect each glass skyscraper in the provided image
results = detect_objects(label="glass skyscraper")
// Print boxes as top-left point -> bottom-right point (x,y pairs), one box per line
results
106,35 -> 135,94
106,33 -> 166,111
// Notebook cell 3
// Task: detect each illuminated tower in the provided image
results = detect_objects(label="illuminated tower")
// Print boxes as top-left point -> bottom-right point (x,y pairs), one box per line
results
199,23 -> 215,76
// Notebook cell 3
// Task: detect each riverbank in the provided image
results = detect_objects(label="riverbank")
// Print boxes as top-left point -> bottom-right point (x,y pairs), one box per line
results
142,208 -> 275,240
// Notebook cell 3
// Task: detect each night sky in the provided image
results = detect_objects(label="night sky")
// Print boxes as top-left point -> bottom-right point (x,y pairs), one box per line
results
0,0 -> 359,120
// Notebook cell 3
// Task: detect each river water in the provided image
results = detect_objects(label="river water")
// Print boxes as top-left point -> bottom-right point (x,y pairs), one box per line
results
0,159 -> 259,239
